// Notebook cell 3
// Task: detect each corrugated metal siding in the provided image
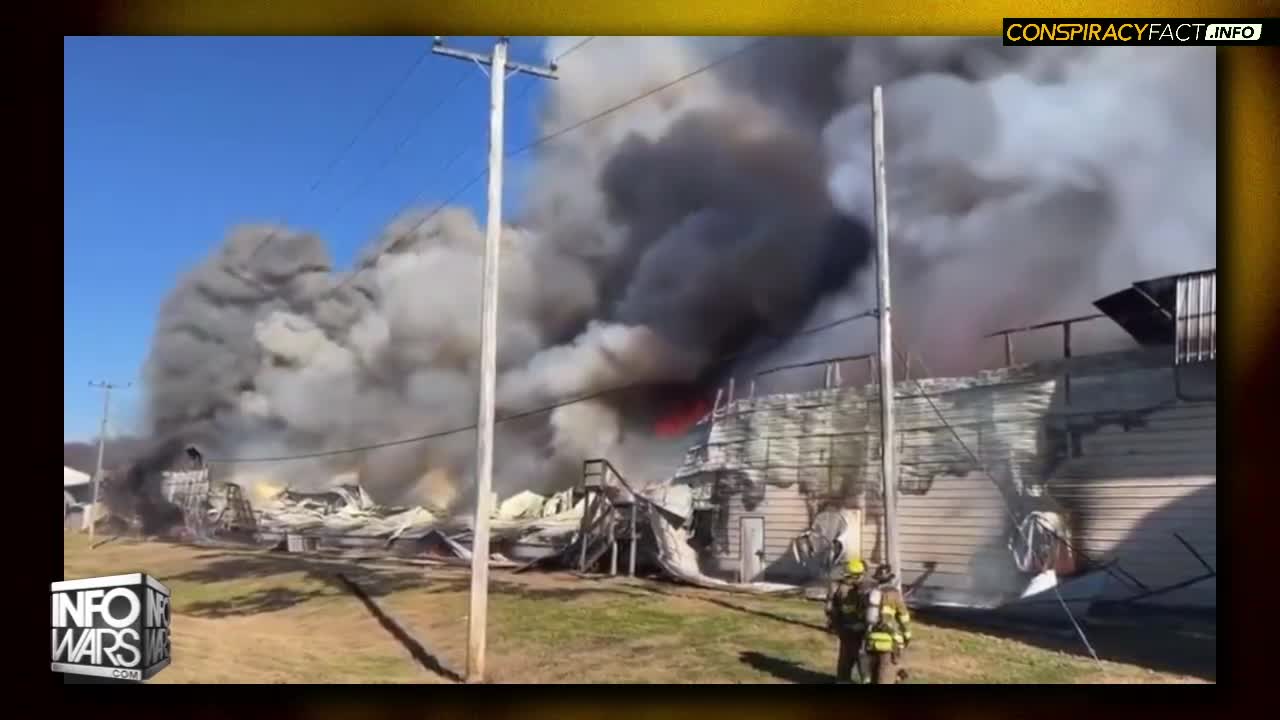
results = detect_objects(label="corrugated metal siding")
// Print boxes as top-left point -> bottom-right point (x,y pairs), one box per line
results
684,362 -> 1060,596
714,479 -> 814,564
160,470 -> 210,505
1048,369 -> 1216,609
696,368 -> 1054,589
862,475 -> 1017,606
678,368 -> 1062,508
1175,270 -> 1217,365
681,347 -> 1215,608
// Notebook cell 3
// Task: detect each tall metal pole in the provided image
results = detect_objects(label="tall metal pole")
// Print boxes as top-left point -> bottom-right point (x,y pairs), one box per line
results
871,86 -> 902,588
629,502 -> 638,577
431,36 -> 557,684
87,381 -> 129,544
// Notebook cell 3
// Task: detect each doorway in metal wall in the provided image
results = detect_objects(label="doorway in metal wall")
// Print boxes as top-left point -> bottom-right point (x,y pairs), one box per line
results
740,516 -> 765,582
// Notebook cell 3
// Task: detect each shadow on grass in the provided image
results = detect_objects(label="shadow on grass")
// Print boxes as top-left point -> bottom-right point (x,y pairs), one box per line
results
640,587 -> 828,634
168,551 -> 656,618
494,581 -> 649,602
739,651 -> 833,684
922,609 -> 1216,682
692,595 -> 827,633
338,574 -> 463,683
184,586 -> 336,619
169,553 -> 432,617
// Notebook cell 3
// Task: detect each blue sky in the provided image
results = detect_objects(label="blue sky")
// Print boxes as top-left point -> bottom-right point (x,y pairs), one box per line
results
64,36 -> 552,441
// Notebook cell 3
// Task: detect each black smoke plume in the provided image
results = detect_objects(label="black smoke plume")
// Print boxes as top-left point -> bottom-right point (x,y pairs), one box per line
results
120,39 -> 1213,516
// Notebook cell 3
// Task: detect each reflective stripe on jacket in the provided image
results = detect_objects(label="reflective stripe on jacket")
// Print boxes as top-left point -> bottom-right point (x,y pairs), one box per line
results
880,584 -> 912,645
867,630 -> 895,653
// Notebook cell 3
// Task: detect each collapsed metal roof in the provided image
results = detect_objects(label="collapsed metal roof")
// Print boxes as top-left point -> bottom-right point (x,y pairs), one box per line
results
1093,268 -> 1217,364
64,466 -> 92,488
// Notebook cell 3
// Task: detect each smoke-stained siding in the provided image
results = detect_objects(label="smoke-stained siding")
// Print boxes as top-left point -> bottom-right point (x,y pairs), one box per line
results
713,480 -> 814,580
1053,477 -> 1216,607
1046,362 -> 1216,609
863,475 -> 1015,606
679,364 -> 1063,498
679,348 -> 1216,608
678,358 -> 1063,590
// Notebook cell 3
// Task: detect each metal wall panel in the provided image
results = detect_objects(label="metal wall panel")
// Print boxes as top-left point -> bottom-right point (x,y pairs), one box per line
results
684,348 -> 1215,609
1175,270 -> 1217,365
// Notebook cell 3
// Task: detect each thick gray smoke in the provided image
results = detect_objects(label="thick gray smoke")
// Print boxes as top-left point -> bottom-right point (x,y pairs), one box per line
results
137,38 -> 1215,510
748,41 -> 1216,383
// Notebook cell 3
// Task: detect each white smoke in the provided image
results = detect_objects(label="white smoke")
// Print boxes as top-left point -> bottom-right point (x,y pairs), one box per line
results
139,39 -> 1215,511
751,42 -> 1215,382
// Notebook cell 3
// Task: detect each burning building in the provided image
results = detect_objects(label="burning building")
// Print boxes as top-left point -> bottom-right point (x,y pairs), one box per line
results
665,269 -> 1216,612
108,39 -> 1215,612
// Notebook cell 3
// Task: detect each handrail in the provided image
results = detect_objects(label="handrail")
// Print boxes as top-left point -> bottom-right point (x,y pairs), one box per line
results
984,313 -> 1108,368
754,352 -> 876,379
582,458 -> 626,488
578,458 -> 651,575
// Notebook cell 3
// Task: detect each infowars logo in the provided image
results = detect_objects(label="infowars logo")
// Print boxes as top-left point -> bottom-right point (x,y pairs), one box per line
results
52,573 -> 171,682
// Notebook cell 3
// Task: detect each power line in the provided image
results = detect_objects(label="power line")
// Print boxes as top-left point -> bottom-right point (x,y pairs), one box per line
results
328,41 -> 542,237
87,380 -> 131,544
240,38 -> 769,296
325,38 -> 773,294
510,38 -> 768,159
392,76 -> 541,228
890,345 -> 1148,592
552,37 -> 595,63
432,37 -> 559,685
326,75 -> 535,290
205,304 -> 875,464
331,165 -> 486,284
238,42 -> 433,268
308,47 -> 431,195
893,345 -> 1110,660
320,41 -> 541,235
324,67 -> 472,222
204,37 -> 786,463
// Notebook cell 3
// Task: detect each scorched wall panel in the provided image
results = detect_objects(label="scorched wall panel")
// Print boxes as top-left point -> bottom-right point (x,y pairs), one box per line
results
1047,385 -> 1216,609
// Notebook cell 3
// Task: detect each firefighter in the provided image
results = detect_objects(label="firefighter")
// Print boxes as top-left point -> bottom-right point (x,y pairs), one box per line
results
825,556 -> 877,683
873,563 -> 913,680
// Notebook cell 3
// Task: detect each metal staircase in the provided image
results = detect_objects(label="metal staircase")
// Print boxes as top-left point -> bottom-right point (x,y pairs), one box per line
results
163,469 -> 213,537
214,483 -> 258,534
574,459 -> 643,576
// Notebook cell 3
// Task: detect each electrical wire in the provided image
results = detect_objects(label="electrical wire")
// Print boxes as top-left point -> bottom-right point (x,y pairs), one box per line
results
324,67 -> 473,221
325,38 -> 774,294
310,48 -> 432,194
327,77 -> 531,284
509,38 -> 768,159
238,43 -> 435,268
361,74 -> 543,255
205,305 -> 875,464
551,37 -> 595,63
890,345 -> 1148,592
1055,583 -> 1102,665
202,37 -> 786,463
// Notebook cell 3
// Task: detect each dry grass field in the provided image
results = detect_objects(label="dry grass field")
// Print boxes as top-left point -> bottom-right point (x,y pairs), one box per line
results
62,533 -> 1214,684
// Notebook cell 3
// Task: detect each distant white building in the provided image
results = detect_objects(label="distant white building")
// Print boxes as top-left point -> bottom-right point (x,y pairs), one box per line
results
64,466 -> 94,530
64,466 -> 91,500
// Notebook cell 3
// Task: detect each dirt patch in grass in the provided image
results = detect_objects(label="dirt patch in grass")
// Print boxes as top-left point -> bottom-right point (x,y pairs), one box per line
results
62,533 -> 1212,684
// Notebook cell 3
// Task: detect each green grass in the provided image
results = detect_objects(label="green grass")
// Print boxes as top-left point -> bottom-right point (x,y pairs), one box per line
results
62,533 -> 1210,684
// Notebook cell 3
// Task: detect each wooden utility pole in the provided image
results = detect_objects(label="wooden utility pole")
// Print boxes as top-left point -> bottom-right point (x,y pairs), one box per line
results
871,86 -> 902,588
431,36 -> 557,684
87,381 -> 130,544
